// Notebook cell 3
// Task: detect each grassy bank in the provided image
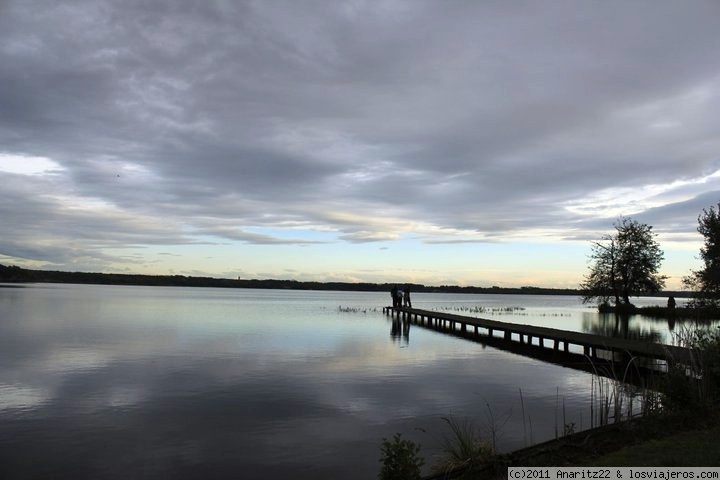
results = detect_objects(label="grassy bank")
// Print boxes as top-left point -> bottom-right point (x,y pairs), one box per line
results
420,410 -> 720,479
510,409 -> 720,468
587,424 -> 720,466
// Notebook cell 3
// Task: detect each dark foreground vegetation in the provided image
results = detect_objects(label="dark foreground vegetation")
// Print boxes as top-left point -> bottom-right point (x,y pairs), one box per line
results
0,263 -> 589,295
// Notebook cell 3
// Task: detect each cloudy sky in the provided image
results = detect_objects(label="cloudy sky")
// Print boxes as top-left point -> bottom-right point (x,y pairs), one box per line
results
1,0 -> 719,288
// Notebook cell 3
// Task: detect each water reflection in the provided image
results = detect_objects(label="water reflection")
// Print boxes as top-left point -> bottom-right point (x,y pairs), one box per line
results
1,285 -> 717,479
630,309 -> 720,338
581,312 -> 663,343
390,316 -> 410,345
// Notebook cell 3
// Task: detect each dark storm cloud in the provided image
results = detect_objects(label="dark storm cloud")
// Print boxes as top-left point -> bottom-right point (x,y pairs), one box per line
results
2,0 -> 720,267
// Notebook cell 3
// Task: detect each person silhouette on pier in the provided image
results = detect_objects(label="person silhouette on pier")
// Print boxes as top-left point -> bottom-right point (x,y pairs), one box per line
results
403,286 -> 412,308
391,285 -> 399,308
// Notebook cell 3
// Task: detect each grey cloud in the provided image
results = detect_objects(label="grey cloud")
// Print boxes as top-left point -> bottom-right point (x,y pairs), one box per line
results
338,231 -> 399,243
632,190 -> 720,234
1,0 -> 720,269
197,226 -> 326,245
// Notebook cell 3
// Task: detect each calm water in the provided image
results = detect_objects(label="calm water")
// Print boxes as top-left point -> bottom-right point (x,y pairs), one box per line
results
0,284 -> 696,479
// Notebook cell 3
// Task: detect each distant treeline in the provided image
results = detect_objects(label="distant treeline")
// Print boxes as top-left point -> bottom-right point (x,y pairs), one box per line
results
0,264 -> 685,297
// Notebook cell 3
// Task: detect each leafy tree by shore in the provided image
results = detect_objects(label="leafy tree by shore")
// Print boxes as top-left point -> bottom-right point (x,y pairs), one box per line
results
581,218 -> 666,308
684,202 -> 720,307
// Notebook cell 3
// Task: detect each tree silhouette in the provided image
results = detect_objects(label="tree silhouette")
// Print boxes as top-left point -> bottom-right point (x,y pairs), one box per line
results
684,203 -> 720,306
582,218 -> 666,307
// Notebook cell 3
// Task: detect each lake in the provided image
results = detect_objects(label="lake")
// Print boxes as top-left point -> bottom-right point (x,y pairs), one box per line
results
0,284 -> 693,479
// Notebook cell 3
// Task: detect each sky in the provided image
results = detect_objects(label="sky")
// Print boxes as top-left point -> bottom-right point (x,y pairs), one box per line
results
1,0 -> 720,289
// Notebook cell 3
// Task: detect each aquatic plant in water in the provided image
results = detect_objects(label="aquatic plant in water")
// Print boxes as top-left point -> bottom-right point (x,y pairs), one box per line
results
337,305 -> 380,313
439,305 -> 527,315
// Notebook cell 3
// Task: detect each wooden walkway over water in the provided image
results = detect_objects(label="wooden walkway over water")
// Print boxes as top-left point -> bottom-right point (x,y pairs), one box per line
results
383,306 -> 693,367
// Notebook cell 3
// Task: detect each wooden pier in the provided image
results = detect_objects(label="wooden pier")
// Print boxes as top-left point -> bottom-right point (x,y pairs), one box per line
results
383,306 -> 692,367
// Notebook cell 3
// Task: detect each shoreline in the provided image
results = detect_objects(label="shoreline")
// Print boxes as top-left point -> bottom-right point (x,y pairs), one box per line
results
423,410 -> 719,479
0,264 -> 688,297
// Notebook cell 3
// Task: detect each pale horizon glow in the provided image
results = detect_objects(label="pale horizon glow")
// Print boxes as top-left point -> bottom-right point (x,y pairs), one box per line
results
0,154 -> 64,176
1,1 -> 719,290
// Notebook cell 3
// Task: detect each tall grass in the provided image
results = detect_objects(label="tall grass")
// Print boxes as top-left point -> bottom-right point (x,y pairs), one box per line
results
422,369 -> 658,477
483,401 -> 511,453
519,388 -> 529,447
663,325 -> 720,410
433,416 -> 493,475
585,353 -> 662,427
